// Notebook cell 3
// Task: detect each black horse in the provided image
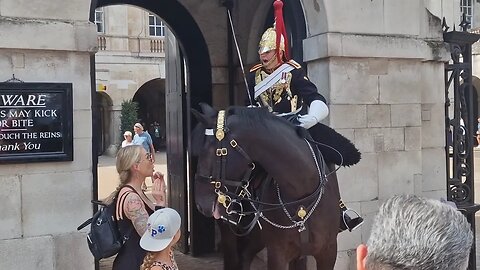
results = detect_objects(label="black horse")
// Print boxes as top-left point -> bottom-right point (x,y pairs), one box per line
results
191,104 -> 357,270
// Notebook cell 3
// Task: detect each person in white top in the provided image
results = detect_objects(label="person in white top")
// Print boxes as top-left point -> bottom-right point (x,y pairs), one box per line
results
122,131 -> 134,148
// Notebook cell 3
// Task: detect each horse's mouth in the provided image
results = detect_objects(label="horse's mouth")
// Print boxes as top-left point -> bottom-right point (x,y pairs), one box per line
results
212,201 -> 221,220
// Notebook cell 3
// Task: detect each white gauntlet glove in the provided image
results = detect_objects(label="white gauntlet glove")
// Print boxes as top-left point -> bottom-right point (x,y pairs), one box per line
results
298,100 -> 329,129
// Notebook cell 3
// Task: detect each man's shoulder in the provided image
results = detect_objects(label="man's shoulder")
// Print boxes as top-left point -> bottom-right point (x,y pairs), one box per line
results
286,59 -> 302,69
249,63 -> 262,73
248,60 -> 302,73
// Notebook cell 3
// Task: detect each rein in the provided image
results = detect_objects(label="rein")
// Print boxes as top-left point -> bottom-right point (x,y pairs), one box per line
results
195,110 -> 328,233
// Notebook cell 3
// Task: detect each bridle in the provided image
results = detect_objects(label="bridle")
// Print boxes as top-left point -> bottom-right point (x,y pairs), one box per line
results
195,110 -> 328,234
195,110 -> 257,223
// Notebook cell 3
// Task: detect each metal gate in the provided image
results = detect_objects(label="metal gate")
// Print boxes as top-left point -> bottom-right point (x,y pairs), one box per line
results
444,15 -> 480,270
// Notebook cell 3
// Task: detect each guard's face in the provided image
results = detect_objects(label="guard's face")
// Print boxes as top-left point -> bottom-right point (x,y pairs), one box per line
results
260,50 -> 279,70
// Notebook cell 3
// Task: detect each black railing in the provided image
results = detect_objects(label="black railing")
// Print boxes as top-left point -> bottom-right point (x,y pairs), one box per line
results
444,14 -> 480,270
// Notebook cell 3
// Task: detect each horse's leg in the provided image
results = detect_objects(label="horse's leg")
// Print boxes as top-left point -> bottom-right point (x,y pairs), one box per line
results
313,244 -> 337,270
267,247 -> 290,270
312,164 -> 339,270
218,221 -> 242,270
239,226 -> 265,270
288,256 -> 307,270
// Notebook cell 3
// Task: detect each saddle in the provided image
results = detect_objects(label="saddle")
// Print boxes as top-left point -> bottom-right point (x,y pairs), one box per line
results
282,115 -> 361,167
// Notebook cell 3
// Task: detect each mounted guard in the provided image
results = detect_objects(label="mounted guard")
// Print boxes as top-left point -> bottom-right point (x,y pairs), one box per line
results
246,0 -> 363,232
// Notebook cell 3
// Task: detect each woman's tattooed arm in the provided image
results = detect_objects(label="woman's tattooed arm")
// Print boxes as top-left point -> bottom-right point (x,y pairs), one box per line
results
123,193 -> 149,235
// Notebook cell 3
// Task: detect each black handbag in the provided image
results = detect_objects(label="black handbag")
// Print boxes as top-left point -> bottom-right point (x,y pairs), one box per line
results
77,189 -> 133,260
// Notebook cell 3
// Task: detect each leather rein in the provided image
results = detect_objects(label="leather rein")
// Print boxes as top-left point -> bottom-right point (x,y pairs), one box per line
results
195,110 -> 327,234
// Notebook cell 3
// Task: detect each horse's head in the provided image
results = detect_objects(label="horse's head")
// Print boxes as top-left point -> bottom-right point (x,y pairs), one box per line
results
191,103 -> 257,220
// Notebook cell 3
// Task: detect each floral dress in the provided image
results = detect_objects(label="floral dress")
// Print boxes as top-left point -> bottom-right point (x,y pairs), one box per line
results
151,251 -> 178,270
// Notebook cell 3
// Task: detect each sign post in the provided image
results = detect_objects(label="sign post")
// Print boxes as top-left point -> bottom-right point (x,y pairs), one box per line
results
0,83 -> 73,163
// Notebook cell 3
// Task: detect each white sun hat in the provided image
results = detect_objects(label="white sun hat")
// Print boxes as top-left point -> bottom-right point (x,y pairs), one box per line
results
140,208 -> 181,252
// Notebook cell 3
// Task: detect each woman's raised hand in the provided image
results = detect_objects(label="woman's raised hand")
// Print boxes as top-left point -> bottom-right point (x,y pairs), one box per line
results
152,172 -> 166,207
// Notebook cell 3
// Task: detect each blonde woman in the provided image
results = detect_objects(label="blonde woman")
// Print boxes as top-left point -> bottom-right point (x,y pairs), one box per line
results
140,208 -> 181,270
104,145 -> 166,270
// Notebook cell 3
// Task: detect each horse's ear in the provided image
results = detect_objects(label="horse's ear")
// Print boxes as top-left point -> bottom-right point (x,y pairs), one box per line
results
199,102 -> 217,118
192,108 -> 213,127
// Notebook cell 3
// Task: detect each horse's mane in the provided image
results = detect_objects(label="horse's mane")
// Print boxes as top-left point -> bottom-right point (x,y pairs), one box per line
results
191,121 -> 205,157
227,106 -> 297,131
191,106 -> 310,157
191,105 -> 360,166
226,106 -> 360,166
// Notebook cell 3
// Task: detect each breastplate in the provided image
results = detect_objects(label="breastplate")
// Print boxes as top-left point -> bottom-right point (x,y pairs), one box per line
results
255,70 -> 298,114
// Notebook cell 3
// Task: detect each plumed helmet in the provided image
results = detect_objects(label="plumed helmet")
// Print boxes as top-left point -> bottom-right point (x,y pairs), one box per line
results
258,0 -> 290,60
258,27 -> 285,54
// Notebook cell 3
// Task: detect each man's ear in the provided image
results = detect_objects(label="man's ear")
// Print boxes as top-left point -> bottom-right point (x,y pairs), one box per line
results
356,244 -> 368,270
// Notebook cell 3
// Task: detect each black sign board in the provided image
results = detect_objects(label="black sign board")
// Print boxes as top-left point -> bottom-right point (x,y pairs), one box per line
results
0,83 -> 73,163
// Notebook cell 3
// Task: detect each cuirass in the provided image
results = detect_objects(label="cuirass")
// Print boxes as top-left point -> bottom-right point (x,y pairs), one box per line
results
255,69 -> 299,114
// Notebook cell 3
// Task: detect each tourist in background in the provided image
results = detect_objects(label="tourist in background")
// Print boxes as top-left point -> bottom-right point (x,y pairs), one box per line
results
121,131 -> 133,148
133,122 -> 155,163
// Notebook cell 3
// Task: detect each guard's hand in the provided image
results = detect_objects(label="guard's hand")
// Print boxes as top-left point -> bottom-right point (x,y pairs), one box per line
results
298,114 -> 318,129
152,172 -> 166,207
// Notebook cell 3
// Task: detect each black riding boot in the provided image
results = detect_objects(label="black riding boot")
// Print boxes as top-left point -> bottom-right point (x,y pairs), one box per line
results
339,199 -> 364,232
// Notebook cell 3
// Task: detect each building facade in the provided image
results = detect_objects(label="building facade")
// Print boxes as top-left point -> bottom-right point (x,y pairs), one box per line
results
94,5 -> 167,154
0,0 -> 461,269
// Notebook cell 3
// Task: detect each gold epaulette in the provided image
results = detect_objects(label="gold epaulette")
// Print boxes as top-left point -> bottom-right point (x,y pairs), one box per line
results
249,63 -> 262,72
287,59 -> 301,69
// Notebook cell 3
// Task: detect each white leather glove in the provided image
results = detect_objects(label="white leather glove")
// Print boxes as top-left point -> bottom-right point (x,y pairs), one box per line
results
298,100 -> 329,129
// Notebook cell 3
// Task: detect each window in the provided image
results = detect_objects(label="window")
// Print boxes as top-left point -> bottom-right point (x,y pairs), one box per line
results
95,8 -> 105,33
460,0 -> 473,28
149,14 -> 165,37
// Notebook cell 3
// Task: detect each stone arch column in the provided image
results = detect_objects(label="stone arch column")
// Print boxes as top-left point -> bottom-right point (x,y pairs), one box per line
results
299,0 -> 452,266
0,0 -> 97,269
96,91 -> 114,155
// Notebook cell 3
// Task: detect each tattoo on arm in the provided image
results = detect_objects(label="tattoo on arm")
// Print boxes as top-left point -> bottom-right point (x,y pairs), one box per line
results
124,193 -> 149,235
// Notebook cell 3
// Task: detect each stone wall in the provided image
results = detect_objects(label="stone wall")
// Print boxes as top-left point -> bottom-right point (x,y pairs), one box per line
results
301,1 -> 451,268
0,1 -> 97,268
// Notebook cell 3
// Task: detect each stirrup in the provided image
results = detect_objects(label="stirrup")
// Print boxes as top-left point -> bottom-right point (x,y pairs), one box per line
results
341,209 -> 364,232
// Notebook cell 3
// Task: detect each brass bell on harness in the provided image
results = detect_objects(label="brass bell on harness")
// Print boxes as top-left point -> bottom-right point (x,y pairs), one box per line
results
297,206 -> 307,219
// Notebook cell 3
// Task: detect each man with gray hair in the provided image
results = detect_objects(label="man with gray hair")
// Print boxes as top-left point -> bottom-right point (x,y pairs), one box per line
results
356,194 -> 473,270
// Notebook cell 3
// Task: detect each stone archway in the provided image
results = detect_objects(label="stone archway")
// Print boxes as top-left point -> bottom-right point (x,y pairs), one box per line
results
96,91 -> 113,155
90,0 -> 215,256
132,78 -> 166,150
93,0 -> 212,109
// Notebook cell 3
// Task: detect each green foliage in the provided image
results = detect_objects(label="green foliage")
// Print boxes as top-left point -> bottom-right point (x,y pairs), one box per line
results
120,99 -> 139,141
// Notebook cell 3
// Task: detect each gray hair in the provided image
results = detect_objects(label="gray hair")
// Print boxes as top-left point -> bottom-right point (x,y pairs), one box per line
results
366,195 -> 473,270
